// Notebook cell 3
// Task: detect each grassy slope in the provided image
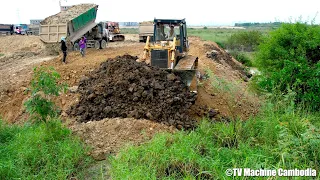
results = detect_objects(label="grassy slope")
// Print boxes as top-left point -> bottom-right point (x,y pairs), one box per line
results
109,105 -> 319,179
0,120 -> 92,179
109,70 -> 319,179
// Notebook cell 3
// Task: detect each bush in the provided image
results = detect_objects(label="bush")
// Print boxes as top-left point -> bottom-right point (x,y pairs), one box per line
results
226,30 -> 262,51
230,51 -> 253,66
215,41 -> 226,49
254,22 -> 320,110
0,119 -> 91,179
24,66 -> 67,122
203,26 -> 208,29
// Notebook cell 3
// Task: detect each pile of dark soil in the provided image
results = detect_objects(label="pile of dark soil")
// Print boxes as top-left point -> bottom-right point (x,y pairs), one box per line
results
68,54 -> 197,129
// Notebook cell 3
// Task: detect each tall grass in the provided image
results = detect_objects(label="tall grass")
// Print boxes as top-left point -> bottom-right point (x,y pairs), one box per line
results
109,71 -> 319,179
188,28 -> 243,47
0,119 -> 92,179
109,103 -> 319,179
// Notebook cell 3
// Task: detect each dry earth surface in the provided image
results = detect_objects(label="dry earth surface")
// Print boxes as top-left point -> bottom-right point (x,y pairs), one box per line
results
0,34 -> 259,160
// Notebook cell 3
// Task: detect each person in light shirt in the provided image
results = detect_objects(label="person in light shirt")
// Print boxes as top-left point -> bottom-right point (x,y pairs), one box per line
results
166,25 -> 176,40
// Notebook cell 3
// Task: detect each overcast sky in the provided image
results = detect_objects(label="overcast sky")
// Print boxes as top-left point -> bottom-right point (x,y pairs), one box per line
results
0,0 -> 319,25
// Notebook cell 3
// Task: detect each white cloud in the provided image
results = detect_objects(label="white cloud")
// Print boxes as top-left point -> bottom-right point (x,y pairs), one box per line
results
0,0 -> 319,25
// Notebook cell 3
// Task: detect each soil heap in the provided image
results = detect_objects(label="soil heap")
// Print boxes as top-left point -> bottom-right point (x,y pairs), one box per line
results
40,4 -> 97,24
68,55 -> 197,129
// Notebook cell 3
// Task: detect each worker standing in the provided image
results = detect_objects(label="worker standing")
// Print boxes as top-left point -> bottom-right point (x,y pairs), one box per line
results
79,36 -> 87,57
60,37 -> 67,64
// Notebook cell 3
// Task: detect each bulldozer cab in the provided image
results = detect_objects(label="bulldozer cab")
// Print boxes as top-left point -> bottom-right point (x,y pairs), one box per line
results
106,21 -> 120,33
153,19 -> 189,53
142,18 -> 198,93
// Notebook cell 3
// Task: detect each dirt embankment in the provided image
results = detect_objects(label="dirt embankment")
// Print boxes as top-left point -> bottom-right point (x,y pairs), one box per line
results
0,36 -> 45,54
68,55 -> 197,129
0,36 -> 260,159
0,36 -> 56,115
70,118 -> 176,160
188,37 -> 259,120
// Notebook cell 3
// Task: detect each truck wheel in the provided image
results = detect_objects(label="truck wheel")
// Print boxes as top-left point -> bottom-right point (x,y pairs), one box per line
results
73,43 -> 80,51
100,40 -> 107,49
94,40 -> 100,49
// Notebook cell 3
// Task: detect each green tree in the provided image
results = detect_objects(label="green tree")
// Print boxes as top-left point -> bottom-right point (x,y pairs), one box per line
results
254,22 -> 320,110
24,66 -> 67,122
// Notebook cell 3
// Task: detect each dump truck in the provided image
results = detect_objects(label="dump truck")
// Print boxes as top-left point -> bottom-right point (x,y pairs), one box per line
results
26,24 -> 40,35
26,20 -> 42,36
0,24 -> 14,35
40,4 -> 108,50
14,24 -> 28,35
139,21 -> 154,42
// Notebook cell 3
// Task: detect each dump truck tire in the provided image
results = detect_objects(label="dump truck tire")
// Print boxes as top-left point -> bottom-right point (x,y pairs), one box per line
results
101,40 -> 107,49
94,40 -> 100,49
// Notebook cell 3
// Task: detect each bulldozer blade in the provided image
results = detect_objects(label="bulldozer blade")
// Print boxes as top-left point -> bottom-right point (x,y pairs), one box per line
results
172,69 -> 198,93
173,55 -> 199,93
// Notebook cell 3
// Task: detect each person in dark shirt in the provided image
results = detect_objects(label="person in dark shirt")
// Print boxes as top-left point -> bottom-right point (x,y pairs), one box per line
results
60,37 -> 67,63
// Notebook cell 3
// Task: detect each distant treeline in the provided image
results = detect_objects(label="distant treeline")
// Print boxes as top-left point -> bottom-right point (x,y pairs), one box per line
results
234,22 -> 283,28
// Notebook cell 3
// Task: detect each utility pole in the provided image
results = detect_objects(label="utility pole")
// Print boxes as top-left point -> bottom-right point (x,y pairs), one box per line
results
16,8 -> 21,24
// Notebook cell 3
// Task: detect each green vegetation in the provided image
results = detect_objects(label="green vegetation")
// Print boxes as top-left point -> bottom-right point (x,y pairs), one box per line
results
229,51 -> 253,66
188,28 -> 242,47
121,28 -> 139,34
109,22 -> 320,179
0,54 -> 4,57
24,66 -> 67,122
188,28 -> 266,66
235,22 -> 283,29
226,30 -> 262,51
110,101 -> 319,179
254,22 -> 320,110
0,67 -> 91,179
0,119 -> 91,179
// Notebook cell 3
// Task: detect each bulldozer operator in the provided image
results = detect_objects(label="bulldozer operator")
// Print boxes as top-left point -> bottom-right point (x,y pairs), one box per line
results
165,25 -> 176,40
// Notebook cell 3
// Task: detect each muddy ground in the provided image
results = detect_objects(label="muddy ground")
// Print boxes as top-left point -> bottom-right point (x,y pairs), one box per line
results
0,34 -> 259,159
68,54 -> 197,129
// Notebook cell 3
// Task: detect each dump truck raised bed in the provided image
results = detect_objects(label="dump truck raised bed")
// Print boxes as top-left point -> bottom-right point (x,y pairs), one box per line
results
139,21 -> 154,42
40,4 -> 108,50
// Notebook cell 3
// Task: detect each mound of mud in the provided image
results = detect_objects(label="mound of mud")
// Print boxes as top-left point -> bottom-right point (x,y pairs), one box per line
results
204,44 -> 251,80
68,55 -> 197,129
41,4 -> 96,24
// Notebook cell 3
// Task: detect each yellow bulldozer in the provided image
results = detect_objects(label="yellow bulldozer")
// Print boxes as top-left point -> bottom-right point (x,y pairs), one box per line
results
142,18 -> 199,92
